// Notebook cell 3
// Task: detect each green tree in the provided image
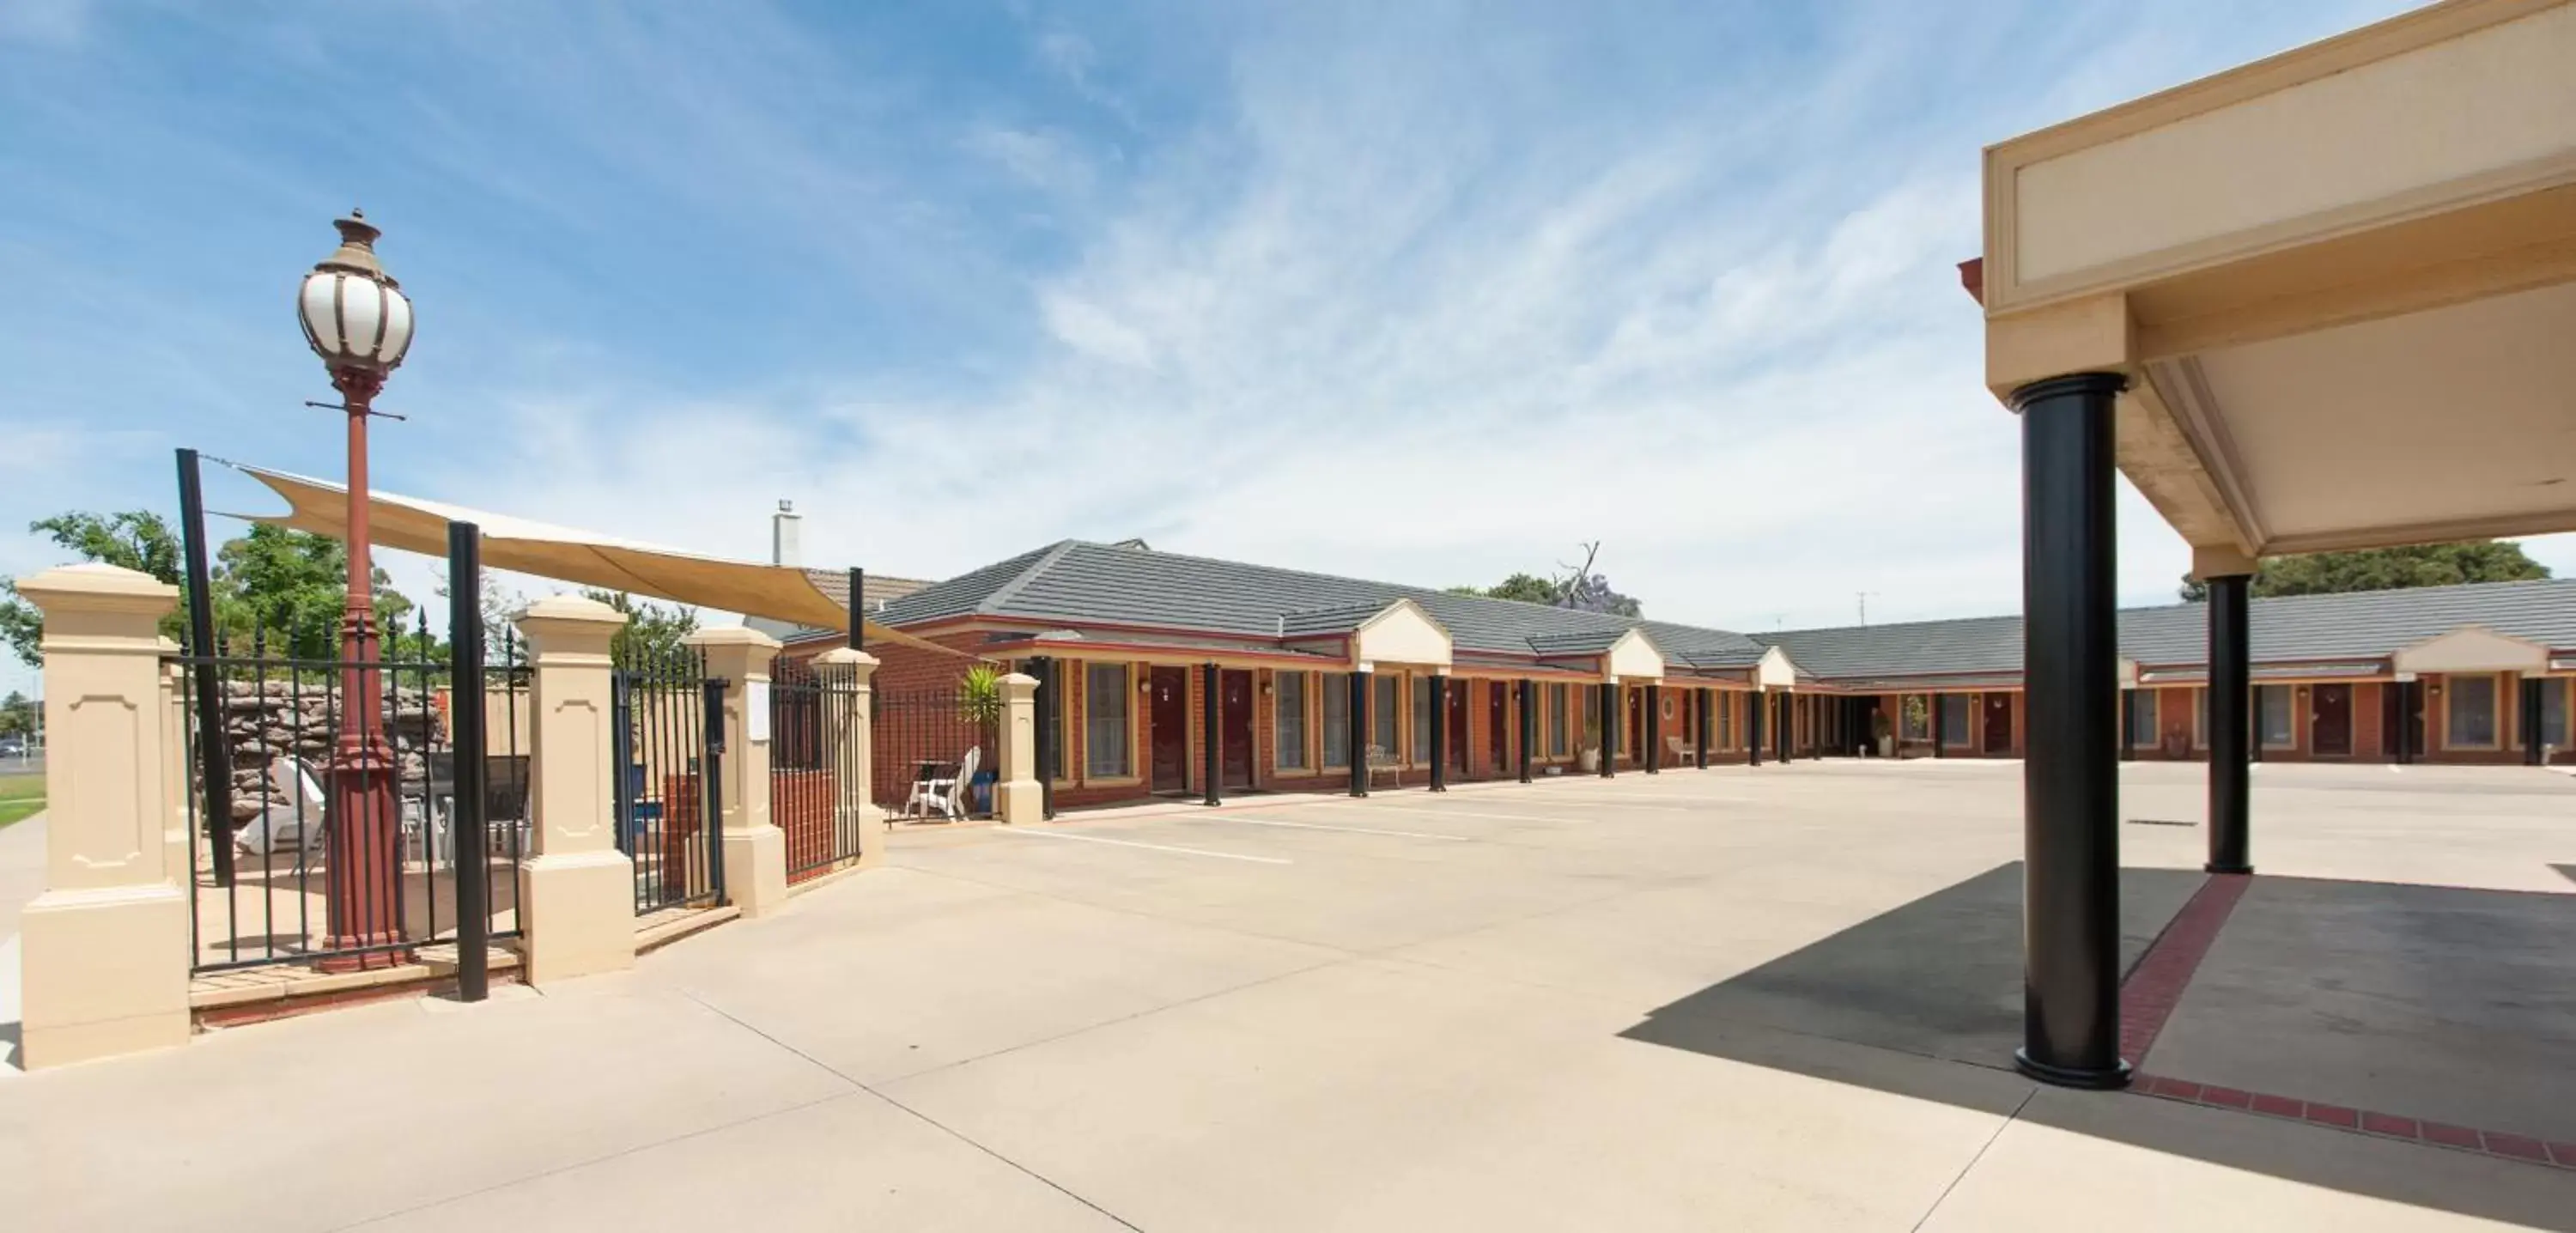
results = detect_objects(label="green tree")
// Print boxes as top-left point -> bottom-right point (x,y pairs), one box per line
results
1449,572 -> 1564,604
2178,540 -> 2549,601
0,690 -> 34,738
580,588 -> 701,664
1,511 -> 191,665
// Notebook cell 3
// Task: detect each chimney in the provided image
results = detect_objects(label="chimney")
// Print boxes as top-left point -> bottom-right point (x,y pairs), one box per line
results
771,499 -> 802,567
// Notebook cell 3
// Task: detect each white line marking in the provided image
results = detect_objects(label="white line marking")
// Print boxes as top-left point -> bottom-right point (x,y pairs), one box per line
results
1313,803 -> 1578,823
1202,815 -> 1473,841
999,828 -> 1291,864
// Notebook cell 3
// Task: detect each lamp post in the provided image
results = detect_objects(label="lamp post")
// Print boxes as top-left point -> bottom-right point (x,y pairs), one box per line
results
296,210 -> 416,970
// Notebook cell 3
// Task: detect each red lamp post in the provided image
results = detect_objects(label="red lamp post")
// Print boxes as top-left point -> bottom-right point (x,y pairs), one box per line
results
295,211 -> 416,970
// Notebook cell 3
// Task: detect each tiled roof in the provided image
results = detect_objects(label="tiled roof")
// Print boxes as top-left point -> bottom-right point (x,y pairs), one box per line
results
803,568 -> 935,615
1759,578 -> 2576,679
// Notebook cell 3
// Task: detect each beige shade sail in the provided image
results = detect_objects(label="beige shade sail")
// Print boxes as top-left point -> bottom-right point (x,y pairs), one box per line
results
224,461 -> 957,656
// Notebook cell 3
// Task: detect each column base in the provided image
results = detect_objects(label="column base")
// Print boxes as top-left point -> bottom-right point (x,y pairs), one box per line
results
21,884 -> 192,1069
993,778 -> 1044,824
2204,863 -> 2254,876
723,824 -> 789,919
2014,1048 -> 2132,1090
519,850 -> 638,986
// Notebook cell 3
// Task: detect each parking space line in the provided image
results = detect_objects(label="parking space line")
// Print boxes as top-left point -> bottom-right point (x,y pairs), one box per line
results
1309,803 -> 1583,823
1200,815 -> 1473,841
1000,827 -> 1291,864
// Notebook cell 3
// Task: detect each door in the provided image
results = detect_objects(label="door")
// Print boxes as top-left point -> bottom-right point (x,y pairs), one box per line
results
1149,666 -> 1188,793
1488,683 -> 1510,773
1448,680 -> 1472,775
2312,683 -> 2352,756
1626,688 -> 1644,764
1983,693 -> 2013,753
1220,670 -> 1255,788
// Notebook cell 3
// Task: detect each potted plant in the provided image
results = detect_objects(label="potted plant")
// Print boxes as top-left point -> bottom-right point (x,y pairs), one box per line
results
958,665 -> 1004,815
1874,710 -> 1895,759
1577,712 -> 1602,773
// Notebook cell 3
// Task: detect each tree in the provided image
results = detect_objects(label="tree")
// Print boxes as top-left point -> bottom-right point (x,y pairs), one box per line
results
0,690 -> 34,738
2178,540 -> 2549,601
580,588 -> 700,664
1,510 -> 190,665
1449,547 -> 1643,616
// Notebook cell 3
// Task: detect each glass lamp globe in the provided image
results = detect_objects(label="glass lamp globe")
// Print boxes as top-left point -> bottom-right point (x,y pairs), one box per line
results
295,210 -> 413,374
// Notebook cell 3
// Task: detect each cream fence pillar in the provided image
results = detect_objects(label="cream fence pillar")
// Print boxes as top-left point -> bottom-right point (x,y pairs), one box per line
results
516,595 -> 635,985
16,564 -> 191,1068
993,671 -> 1042,824
687,628 -> 787,917
160,653 -> 191,884
811,648 -> 882,864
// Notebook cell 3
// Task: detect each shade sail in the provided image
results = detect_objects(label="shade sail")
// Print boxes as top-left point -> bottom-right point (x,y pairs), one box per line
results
223,461 -> 955,655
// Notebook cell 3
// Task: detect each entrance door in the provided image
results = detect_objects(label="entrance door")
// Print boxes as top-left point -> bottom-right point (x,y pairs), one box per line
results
1447,681 -> 1472,775
1220,670 -> 1255,788
1983,693 -> 2013,753
1626,688 -> 1644,764
1488,683 -> 1510,773
1149,666 -> 1188,793
2312,683 -> 2352,756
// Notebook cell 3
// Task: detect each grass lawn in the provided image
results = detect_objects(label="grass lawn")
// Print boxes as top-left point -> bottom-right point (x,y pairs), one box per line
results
0,772 -> 42,829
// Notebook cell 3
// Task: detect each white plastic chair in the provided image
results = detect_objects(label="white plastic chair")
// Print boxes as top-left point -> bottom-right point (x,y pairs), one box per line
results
907,745 -> 981,821
239,756 -> 327,857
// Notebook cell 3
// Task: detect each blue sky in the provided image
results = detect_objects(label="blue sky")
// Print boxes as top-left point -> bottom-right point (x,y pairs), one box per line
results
6,0 -> 2562,698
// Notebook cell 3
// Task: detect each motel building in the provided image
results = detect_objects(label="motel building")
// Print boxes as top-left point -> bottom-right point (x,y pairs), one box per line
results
777,538 -> 2576,813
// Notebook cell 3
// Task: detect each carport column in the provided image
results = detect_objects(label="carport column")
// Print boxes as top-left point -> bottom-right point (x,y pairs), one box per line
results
690,628 -> 787,918
2205,572 -> 2253,875
1201,661 -> 1221,806
517,595 -> 638,987
1517,679 -> 1534,783
2014,372 -> 2129,1090
1428,673 -> 1448,792
1030,656 -> 1059,818
2521,677 -> 2545,766
1777,693 -> 1793,764
1348,669 -> 1370,797
1695,688 -> 1710,768
1747,689 -> 1763,767
1931,694 -> 1944,759
2120,688 -> 2136,761
813,647 -> 884,858
1643,683 -> 1661,774
14,565 -> 190,1070
2392,676 -> 2415,765
1587,679 -> 1607,777
993,671 -> 1044,824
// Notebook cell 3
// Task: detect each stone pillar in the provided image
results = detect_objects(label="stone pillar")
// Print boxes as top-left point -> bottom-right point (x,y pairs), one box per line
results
16,564 -> 191,1068
813,648 -> 884,854
516,595 -> 636,986
161,653 -> 191,884
689,628 -> 787,918
994,671 -> 1042,823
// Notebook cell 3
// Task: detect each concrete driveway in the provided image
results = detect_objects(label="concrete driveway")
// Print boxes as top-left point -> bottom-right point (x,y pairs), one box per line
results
2,761 -> 2572,1230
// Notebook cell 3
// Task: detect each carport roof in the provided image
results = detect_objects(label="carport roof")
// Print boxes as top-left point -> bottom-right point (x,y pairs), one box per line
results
1758,577 -> 2576,682
873,538 -> 1776,666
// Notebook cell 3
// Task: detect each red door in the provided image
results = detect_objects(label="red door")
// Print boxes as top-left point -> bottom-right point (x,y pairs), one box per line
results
1221,670 -> 1255,788
2312,683 -> 2352,756
1487,683 -> 1509,774
1983,693 -> 2012,753
1448,681 -> 1472,775
1149,666 -> 1188,793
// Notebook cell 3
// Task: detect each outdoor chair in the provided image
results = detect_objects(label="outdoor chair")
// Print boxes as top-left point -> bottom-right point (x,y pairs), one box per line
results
239,755 -> 327,858
907,744 -> 980,821
1364,744 -> 1402,788
1665,735 -> 1700,768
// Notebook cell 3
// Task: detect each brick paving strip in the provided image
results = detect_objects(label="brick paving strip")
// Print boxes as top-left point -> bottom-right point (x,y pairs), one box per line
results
2117,872 -> 2576,1170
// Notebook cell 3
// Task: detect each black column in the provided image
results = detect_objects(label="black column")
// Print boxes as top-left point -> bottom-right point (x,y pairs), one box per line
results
1778,694 -> 1793,763
2206,574 -> 2252,874
848,567 -> 866,649
2014,371 -> 2129,1090
1518,679 -> 1534,783
1644,684 -> 1662,774
1599,683 -> 1618,778
1930,694 -> 1945,759
1428,673 -> 1449,792
1748,692 -> 1763,767
1348,671 -> 1370,797
2523,677 -> 2546,766
1696,689 -> 1711,768
1202,662 -> 1221,806
2396,678 -> 2415,764
2120,689 -> 2136,761
1031,656 -> 1059,820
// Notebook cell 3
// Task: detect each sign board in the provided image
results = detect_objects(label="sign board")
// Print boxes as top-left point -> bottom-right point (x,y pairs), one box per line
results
747,682 -> 770,743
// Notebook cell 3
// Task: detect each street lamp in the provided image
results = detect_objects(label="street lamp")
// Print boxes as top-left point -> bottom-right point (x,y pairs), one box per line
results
296,210 -> 414,970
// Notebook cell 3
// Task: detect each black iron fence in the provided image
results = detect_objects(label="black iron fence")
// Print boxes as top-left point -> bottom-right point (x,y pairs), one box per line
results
772,656 -> 862,882
175,609 -> 528,975
611,643 -> 725,915
875,684 -> 992,823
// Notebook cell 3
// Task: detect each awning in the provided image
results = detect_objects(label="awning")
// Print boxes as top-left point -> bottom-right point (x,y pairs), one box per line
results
222,461 -> 958,656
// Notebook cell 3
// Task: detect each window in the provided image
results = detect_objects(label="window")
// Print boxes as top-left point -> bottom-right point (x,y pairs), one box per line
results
2124,689 -> 2157,744
2543,678 -> 2567,751
1321,675 -> 1351,768
2446,674 -> 2498,748
1084,662 -> 1131,777
1276,672 -> 1309,771
1939,695 -> 1971,745
1412,676 -> 1433,763
1373,673 -> 1400,756
2257,684 -> 2293,748
1547,683 -> 1570,756
1901,695 -> 1931,741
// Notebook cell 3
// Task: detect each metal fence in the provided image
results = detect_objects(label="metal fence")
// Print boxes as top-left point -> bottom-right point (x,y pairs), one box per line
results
874,685 -> 990,823
611,643 -> 726,915
772,657 -> 861,882
177,610 -> 527,975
